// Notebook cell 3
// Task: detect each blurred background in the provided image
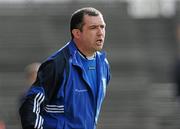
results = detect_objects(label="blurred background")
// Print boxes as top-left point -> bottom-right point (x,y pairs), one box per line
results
0,0 -> 180,129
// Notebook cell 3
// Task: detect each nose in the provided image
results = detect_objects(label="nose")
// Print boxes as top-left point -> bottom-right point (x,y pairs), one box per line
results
97,27 -> 104,36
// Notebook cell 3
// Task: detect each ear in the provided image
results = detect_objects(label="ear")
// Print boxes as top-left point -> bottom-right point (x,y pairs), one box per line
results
72,29 -> 81,39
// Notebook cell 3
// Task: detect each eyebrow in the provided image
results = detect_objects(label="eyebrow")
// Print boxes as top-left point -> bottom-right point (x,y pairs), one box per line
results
88,24 -> 106,27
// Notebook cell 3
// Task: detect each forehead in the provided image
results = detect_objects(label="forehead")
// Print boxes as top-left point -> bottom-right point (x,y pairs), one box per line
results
83,14 -> 105,25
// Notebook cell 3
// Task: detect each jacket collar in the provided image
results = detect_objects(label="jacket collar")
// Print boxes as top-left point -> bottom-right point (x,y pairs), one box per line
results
68,39 -> 106,65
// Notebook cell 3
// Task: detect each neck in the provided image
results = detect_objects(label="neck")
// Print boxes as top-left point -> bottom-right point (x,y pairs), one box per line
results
78,50 -> 95,60
73,39 -> 95,58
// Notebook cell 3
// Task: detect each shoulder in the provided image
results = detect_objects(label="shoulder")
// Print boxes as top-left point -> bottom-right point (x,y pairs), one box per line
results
39,45 -> 69,72
97,51 -> 110,66
46,43 -> 71,63
97,51 -> 111,84
48,47 -> 69,62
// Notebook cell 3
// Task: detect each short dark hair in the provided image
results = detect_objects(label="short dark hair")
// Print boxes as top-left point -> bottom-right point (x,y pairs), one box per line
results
70,7 -> 102,38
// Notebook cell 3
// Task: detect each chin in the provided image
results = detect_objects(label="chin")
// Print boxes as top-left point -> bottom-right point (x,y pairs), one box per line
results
96,47 -> 103,51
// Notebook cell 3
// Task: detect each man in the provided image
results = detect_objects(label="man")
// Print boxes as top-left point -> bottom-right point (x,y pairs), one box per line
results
24,62 -> 41,85
19,7 -> 111,129
19,62 -> 41,104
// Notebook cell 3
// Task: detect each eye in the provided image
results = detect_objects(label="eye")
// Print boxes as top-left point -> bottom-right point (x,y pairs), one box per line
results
89,26 -> 97,29
100,25 -> 105,29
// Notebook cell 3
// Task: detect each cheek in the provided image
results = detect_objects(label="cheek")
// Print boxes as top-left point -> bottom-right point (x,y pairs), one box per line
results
103,30 -> 106,36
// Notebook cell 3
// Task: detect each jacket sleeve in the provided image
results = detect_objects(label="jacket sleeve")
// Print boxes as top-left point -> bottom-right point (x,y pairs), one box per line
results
105,58 -> 111,86
19,60 -> 58,129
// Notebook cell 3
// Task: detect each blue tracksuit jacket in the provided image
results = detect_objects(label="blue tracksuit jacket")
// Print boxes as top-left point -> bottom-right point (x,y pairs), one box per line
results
19,40 -> 111,129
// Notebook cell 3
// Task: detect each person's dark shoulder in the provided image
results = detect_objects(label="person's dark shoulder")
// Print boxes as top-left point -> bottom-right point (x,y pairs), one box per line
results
51,44 -> 71,61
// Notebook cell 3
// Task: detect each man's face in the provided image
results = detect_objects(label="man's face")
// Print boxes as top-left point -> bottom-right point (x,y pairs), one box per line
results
79,14 -> 106,54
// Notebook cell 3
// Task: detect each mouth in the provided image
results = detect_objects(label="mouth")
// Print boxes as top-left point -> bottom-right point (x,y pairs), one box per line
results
96,39 -> 103,44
